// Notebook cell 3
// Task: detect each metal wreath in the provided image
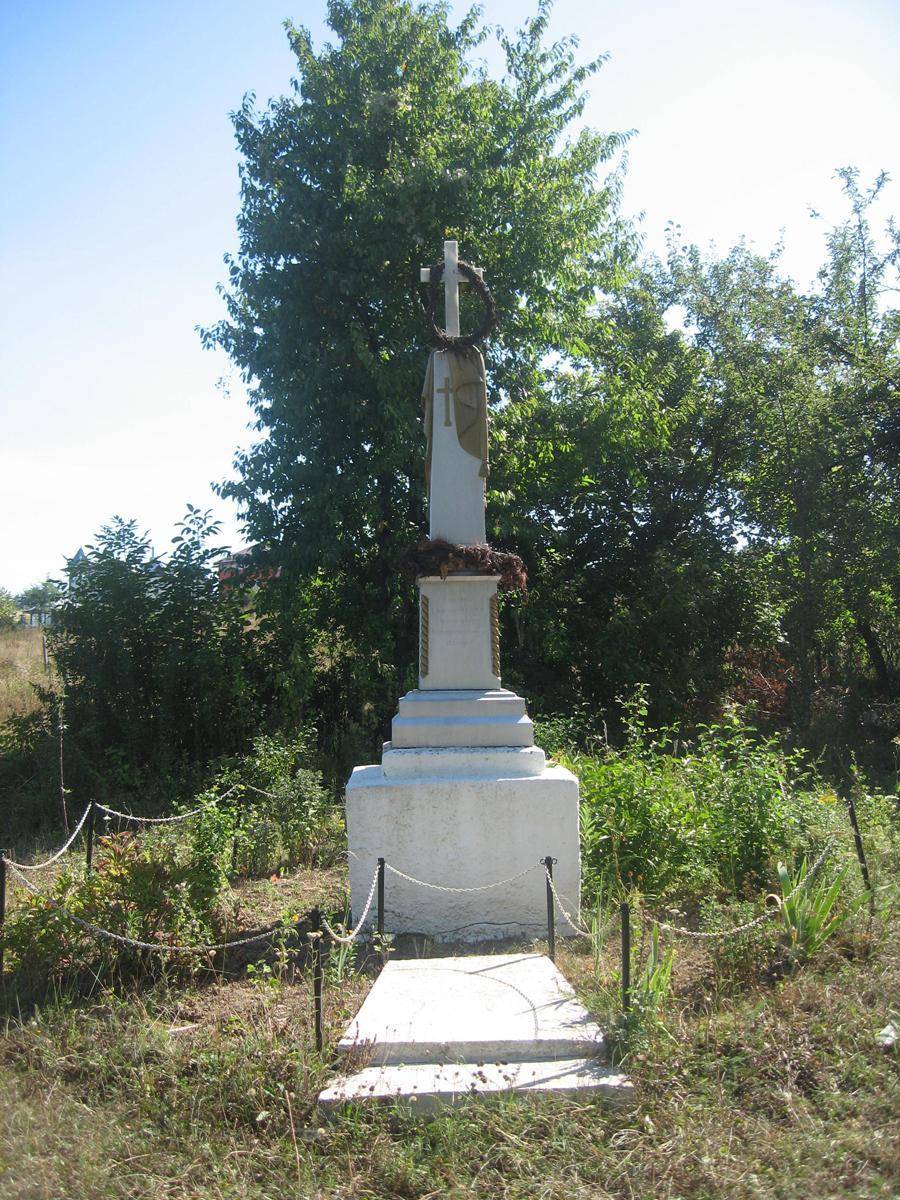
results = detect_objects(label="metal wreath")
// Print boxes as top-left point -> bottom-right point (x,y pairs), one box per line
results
424,259 -> 498,350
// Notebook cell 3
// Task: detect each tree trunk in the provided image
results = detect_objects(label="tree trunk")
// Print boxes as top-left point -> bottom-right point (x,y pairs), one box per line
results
854,613 -> 892,695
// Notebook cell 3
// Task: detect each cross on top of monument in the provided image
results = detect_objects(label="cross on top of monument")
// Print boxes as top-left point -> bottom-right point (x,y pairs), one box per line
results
419,240 -> 483,340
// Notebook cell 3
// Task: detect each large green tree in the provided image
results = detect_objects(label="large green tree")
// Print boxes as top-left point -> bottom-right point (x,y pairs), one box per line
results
667,171 -> 899,731
50,509 -> 265,790
205,0 -> 631,762
490,270 -> 765,725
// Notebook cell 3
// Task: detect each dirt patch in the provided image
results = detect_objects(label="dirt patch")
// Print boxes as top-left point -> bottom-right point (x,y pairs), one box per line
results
231,863 -> 348,928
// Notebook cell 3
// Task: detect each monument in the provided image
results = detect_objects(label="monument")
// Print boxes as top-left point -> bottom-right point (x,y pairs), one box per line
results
345,239 -> 581,939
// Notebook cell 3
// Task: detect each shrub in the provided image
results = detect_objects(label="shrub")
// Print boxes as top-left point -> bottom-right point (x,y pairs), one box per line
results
573,698 -> 829,904
2,833 -> 226,991
698,895 -> 781,991
0,587 -> 16,629
188,731 -> 343,880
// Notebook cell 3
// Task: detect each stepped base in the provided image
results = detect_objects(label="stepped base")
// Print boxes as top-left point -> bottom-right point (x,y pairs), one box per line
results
338,954 -> 604,1063
319,954 -> 633,1112
381,744 -> 546,778
391,688 -> 534,749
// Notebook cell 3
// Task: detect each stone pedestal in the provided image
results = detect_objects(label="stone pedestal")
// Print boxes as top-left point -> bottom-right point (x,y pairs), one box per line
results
346,688 -> 581,941
418,576 -> 500,690
347,759 -> 579,940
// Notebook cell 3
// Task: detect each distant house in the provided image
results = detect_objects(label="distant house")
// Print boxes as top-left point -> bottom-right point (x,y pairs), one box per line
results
217,546 -> 281,593
18,608 -> 53,627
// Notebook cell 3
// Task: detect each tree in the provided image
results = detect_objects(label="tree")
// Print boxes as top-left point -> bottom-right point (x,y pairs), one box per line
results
15,579 -> 64,612
666,171 -> 899,733
50,509 -> 267,790
811,168 -> 900,696
489,270 -> 765,725
204,0 -> 631,762
0,586 -> 16,629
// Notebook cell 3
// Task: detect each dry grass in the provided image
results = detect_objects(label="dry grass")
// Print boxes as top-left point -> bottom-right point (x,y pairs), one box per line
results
0,867 -> 897,1199
0,626 -> 49,722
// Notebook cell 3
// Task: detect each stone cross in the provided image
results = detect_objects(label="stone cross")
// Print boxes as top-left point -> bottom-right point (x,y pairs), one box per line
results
419,238 -> 483,340
420,240 -> 486,545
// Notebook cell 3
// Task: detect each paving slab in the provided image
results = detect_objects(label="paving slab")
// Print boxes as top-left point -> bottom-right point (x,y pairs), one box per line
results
319,1057 -> 633,1113
337,954 -> 604,1064
320,953 -> 632,1110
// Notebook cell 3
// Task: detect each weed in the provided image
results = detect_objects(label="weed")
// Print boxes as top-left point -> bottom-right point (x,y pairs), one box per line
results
327,935 -> 358,986
574,702 -> 833,905
773,858 -> 862,968
610,925 -> 676,1061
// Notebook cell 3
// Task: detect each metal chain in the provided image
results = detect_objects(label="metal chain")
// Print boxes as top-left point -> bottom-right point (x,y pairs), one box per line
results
96,783 -> 279,824
319,864 -> 381,945
384,861 -> 541,893
544,840 -> 837,942
3,803 -> 93,871
95,784 -> 244,825
652,840 -> 835,940
97,803 -> 210,825
6,861 -> 300,955
544,869 -> 593,937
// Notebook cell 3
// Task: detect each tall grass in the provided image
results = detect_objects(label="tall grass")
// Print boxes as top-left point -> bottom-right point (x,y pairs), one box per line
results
0,625 -> 48,721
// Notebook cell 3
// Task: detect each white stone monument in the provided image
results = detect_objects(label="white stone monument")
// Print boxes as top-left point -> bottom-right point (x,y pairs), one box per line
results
345,239 -> 581,939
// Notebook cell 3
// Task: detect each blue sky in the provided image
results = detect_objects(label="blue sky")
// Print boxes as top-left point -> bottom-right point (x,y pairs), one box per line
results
1,0 -> 898,593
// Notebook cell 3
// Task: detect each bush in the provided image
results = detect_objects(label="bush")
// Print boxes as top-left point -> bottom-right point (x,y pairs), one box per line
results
573,698 -> 830,904
188,731 -> 343,881
0,587 -> 16,629
2,832 -> 226,991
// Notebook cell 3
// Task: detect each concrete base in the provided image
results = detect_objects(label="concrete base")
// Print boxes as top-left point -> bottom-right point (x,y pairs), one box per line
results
319,1057 -> 632,1114
346,762 -> 580,940
318,954 -> 632,1112
382,743 -> 547,778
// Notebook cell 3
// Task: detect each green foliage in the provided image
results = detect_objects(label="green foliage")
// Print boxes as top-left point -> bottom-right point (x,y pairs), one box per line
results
46,509 -> 268,792
574,696 -> 826,903
2,833 -> 225,990
698,894 -> 781,991
665,169 -> 899,750
773,858 -> 860,967
0,701 -> 63,837
0,586 -> 16,629
532,706 -> 607,757
1,734 -> 340,994
325,900 -> 359,984
189,731 -> 343,880
15,579 -> 63,612
493,266 -> 762,726
609,925 -> 675,1061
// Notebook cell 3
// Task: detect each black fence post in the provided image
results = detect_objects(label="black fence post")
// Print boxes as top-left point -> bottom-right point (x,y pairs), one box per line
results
0,853 -> 6,983
311,906 -> 324,1052
620,901 -> 631,1016
544,856 -> 556,963
85,801 -> 96,874
377,857 -> 385,963
844,793 -> 875,915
